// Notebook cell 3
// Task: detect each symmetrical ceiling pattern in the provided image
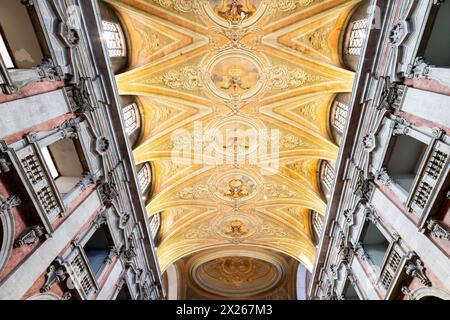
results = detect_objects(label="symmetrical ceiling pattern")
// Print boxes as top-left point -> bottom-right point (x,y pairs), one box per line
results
108,0 -> 359,273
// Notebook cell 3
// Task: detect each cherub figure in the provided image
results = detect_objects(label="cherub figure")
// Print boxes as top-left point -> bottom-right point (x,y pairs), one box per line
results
214,0 -> 257,23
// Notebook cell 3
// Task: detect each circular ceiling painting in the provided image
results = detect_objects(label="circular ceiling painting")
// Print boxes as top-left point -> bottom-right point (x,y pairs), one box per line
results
211,56 -> 259,95
208,169 -> 263,203
191,255 -> 283,297
209,0 -> 262,24
205,50 -> 265,100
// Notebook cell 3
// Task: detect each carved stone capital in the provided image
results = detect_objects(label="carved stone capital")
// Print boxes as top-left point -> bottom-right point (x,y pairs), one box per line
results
34,59 -> 61,82
0,194 -> 22,215
378,78 -> 405,111
375,168 -> 392,186
70,78 -> 94,113
407,57 -> 432,79
392,122 -> 410,136
14,225 -> 46,248
401,286 -> 415,300
105,246 -> 120,264
353,242 -> 369,261
426,220 -> 450,241
0,156 -> 12,174
92,211 -> 107,229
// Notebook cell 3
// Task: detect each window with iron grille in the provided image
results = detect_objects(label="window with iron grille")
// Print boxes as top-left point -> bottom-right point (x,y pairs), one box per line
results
122,103 -> 140,135
138,163 -> 151,192
102,21 -> 126,58
149,213 -> 160,240
322,162 -> 335,191
348,19 -> 368,56
312,212 -> 324,237
333,101 -> 349,133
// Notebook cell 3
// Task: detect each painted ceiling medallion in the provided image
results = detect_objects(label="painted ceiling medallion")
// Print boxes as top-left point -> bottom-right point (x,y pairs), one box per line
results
205,50 -> 265,100
189,251 -> 285,297
211,0 -> 260,24
205,0 -> 266,27
208,170 -> 262,203
213,213 -> 258,241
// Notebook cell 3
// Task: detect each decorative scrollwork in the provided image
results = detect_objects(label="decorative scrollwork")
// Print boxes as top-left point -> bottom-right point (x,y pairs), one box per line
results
266,0 -> 317,12
265,65 -> 320,90
152,0 -> 201,13
161,67 -> 205,90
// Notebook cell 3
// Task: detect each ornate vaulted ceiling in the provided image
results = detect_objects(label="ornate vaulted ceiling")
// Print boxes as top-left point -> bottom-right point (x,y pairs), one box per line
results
107,0 -> 359,276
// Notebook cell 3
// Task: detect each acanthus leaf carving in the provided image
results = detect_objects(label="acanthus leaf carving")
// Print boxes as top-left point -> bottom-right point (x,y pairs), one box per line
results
404,254 -> 432,287
41,258 -> 68,293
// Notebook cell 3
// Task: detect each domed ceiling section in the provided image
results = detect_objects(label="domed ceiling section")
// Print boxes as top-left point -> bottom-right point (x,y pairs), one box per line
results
175,247 -> 299,300
107,0 -> 360,272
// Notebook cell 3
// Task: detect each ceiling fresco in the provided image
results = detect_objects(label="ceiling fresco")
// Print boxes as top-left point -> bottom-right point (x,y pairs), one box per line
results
107,0 -> 360,282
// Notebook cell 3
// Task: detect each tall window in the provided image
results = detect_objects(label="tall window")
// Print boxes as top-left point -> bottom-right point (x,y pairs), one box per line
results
312,212 -> 324,238
149,213 -> 160,240
0,31 -> 14,68
333,101 -> 349,133
322,161 -> 335,192
137,163 -> 152,192
348,18 -> 368,56
102,21 -> 126,58
122,103 -> 140,135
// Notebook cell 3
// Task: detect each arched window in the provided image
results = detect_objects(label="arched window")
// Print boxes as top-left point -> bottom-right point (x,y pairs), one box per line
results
0,31 -> 14,69
137,163 -> 152,193
102,20 -> 126,58
321,161 -> 335,192
347,18 -> 368,56
149,213 -> 160,241
332,101 -> 349,133
122,103 -> 140,135
312,212 -> 324,238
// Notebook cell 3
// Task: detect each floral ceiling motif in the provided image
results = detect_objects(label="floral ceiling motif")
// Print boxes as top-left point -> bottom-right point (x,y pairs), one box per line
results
107,0 -> 360,273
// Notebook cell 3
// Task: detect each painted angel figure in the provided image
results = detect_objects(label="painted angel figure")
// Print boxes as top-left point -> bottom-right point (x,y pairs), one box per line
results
214,0 -> 257,23
220,67 -> 251,92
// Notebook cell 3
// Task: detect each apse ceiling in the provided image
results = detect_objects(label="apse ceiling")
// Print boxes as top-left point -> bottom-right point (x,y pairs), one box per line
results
108,0 -> 359,273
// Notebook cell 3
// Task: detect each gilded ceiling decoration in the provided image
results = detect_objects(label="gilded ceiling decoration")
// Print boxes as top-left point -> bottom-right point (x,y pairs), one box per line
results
107,0 -> 360,274
177,247 -> 299,299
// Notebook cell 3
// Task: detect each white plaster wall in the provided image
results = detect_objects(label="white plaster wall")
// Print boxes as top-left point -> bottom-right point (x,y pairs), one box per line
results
96,260 -> 124,300
0,90 -> 70,138
401,88 -> 450,128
